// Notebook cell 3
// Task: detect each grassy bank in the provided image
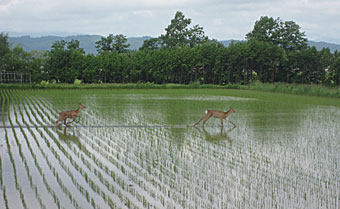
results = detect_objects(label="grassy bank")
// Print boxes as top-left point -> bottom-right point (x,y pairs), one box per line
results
1,82 -> 340,98
240,82 -> 340,98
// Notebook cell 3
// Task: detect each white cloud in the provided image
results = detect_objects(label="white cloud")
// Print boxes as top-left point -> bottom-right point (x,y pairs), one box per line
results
1,0 -> 340,43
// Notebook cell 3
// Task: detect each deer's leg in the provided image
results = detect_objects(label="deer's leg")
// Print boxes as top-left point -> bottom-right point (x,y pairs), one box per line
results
66,119 -> 75,125
56,119 -> 62,127
56,114 -> 63,124
220,119 -> 224,126
202,114 -> 212,126
74,116 -> 80,123
193,116 -> 204,126
225,118 -> 236,127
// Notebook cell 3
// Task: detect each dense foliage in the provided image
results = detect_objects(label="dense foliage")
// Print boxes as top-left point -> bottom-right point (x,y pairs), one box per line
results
1,12 -> 340,86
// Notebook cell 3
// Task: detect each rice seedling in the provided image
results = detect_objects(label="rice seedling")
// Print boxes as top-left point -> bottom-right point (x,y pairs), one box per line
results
26,94 -> 140,208
6,90 -> 51,209
1,90 -> 29,209
1,88 -> 339,208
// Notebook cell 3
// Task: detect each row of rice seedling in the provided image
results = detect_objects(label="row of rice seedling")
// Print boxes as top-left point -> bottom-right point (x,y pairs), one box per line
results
112,110 -> 335,209
70,101 -> 220,208
10,89 -> 69,208
4,89 -> 339,208
35,96 -> 156,208
11,90 -> 89,209
6,89 -> 48,209
3,89 -> 231,208
13,103 -> 60,208
26,92 -> 139,208
70,105 -> 182,208
51,90 -> 340,208
65,101 -> 173,207
74,120 -> 198,208
199,126 -> 339,208
21,92 -> 107,209
186,131 -> 302,208
77,127 -> 166,208
111,124 -> 220,208
1,90 -> 28,209
0,90 -> 10,209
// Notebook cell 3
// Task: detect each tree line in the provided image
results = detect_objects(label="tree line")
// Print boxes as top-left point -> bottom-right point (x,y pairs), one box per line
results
1,12 -> 340,86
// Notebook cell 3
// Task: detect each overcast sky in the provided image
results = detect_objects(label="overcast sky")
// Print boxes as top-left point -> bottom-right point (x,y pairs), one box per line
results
1,0 -> 340,44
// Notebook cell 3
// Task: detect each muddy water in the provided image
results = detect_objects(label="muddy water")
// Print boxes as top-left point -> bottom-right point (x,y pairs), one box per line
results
1,89 -> 340,209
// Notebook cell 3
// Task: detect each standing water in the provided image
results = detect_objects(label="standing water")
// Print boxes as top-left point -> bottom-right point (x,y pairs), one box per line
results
0,89 -> 339,208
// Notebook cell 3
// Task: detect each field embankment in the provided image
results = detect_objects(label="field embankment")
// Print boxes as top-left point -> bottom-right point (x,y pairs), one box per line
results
1,82 -> 340,98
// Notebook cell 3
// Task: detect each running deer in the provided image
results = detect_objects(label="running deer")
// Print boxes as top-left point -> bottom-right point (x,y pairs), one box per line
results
193,107 -> 236,127
56,103 -> 86,126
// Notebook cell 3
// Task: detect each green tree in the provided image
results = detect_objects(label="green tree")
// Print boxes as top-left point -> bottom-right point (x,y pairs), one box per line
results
140,38 -> 162,50
246,16 -> 308,84
95,34 -> 114,53
82,54 -> 100,83
113,34 -> 130,53
159,11 -> 208,48
246,16 -> 307,50
48,39 -> 85,83
95,34 -> 130,53
29,50 -> 49,83
279,20 -> 308,51
0,33 -> 11,70
4,46 -> 30,72
246,16 -> 280,44
331,54 -> 340,85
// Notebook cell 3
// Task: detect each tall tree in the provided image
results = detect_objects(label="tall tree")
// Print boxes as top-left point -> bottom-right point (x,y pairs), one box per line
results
246,16 -> 280,44
159,11 -> 208,48
95,34 -> 114,53
0,33 -> 11,70
246,16 -> 307,50
48,39 -> 85,83
95,34 -> 130,53
140,38 -> 162,50
113,34 -> 130,54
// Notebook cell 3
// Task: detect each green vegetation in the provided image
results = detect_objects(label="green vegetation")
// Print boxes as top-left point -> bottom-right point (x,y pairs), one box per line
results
1,12 -> 340,88
1,82 -> 340,98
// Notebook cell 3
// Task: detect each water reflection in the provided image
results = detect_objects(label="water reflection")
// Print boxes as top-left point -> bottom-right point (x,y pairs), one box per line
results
56,126 -> 81,145
196,126 -> 234,143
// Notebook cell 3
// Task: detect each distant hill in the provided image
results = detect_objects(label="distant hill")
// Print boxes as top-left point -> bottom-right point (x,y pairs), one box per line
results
7,35 -> 340,54
219,39 -> 340,52
8,35 -> 152,54
308,41 -> 340,52
219,40 -> 239,47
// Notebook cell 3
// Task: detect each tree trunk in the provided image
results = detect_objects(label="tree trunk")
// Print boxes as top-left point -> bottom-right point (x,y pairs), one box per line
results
271,68 -> 276,83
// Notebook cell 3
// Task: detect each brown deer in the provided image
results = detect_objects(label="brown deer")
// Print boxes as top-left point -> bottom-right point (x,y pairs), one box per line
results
193,107 -> 236,127
56,103 -> 86,126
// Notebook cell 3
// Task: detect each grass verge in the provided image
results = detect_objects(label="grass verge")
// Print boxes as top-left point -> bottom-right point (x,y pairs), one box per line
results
1,82 -> 339,98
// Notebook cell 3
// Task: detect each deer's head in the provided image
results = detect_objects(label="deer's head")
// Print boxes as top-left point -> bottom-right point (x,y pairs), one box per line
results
79,103 -> 87,109
229,107 -> 235,113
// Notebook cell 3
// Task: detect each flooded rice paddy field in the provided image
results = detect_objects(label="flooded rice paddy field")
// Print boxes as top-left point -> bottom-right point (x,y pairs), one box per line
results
0,89 -> 340,209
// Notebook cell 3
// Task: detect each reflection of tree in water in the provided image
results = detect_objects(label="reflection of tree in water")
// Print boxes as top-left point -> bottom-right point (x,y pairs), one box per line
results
244,95 -> 303,133
56,126 -> 81,146
197,126 -> 234,144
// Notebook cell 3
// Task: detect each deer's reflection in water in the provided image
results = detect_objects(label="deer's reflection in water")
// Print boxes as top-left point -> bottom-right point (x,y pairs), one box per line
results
196,126 -> 234,144
56,126 -> 81,146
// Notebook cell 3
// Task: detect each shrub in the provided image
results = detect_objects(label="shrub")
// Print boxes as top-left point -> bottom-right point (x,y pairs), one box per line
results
74,79 -> 82,85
